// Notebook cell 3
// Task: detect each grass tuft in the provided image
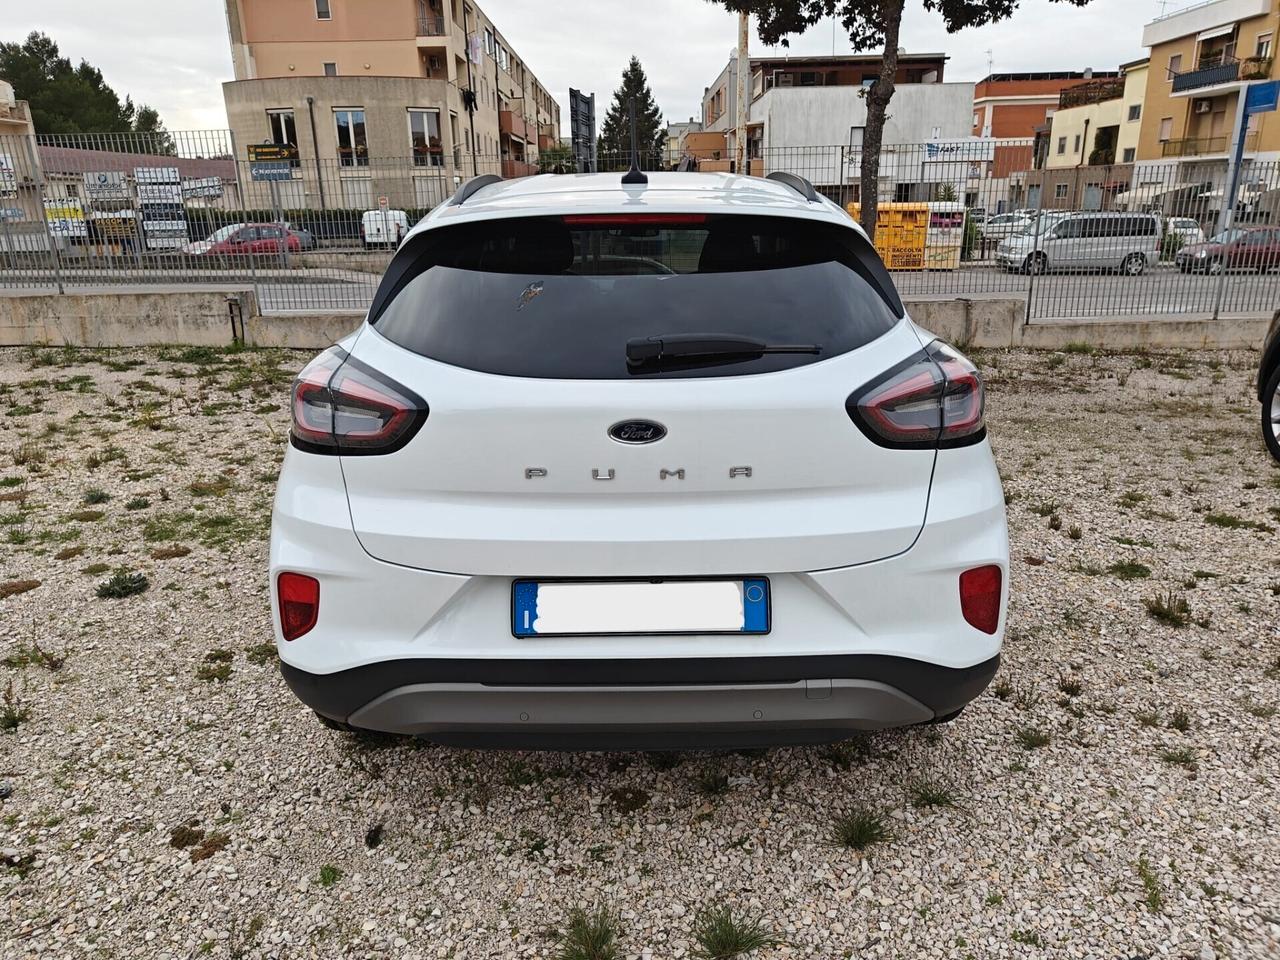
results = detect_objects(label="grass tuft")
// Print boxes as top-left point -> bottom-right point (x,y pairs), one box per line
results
556,905 -> 618,960
1143,591 -> 1190,627
832,808 -> 892,851
909,779 -> 957,809
691,904 -> 783,959
95,570 -> 149,599
1016,727 -> 1051,750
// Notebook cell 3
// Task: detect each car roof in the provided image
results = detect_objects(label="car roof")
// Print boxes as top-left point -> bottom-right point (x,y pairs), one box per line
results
412,171 -> 857,238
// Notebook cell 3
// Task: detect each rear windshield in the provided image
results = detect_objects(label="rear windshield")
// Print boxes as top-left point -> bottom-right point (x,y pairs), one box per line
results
370,214 -> 902,379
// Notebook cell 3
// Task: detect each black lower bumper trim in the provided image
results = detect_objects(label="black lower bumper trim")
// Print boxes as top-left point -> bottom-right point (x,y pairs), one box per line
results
280,653 -> 1000,725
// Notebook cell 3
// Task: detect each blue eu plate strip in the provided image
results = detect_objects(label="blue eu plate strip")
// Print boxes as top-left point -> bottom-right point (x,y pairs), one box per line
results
741,578 -> 769,633
512,580 -> 539,636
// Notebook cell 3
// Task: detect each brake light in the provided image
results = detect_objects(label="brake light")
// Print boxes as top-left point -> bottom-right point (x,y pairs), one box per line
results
277,572 -> 319,641
290,348 -> 428,455
561,214 -> 708,226
959,565 -> 1002,634
847,341 -> 985,449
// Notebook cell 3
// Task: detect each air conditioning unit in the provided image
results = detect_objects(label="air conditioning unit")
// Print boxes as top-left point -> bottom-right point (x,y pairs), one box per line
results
776,73 -> 794,87
1194,99 -> 1213,114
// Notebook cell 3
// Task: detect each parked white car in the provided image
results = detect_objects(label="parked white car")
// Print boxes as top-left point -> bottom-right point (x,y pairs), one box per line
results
361,208 -> 410,249
980,212 -> 1033,240
271,171 -> 1009,749
1165,217 -> 1205,245
996,211 -> 1161,275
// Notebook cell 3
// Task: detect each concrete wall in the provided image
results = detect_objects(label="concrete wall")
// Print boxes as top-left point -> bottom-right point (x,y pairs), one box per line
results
1,290 -> 1269,352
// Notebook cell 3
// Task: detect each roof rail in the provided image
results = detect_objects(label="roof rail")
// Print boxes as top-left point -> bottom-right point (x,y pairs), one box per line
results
765,171 -> 821,203
450,173 -> 503,206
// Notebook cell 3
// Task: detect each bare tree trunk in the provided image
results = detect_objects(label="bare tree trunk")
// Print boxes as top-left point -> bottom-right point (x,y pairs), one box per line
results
858,1 -> 905,243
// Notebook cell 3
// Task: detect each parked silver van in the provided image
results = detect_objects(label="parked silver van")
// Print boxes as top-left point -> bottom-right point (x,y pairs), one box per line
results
996,212 -> 1161,275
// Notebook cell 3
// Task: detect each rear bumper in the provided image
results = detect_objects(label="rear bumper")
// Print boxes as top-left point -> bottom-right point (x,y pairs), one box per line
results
282,653 -> 999,749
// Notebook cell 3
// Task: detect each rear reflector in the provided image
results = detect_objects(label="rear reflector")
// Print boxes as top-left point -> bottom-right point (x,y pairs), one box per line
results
277,572 -> 319,641
959,565 -> 1002,635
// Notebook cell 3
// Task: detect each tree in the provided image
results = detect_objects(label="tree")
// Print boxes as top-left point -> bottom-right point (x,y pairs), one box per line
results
0,31 -> 170,145
538,142 -> 575,174
598,56 -> 665,168
709,1 -> 1095,241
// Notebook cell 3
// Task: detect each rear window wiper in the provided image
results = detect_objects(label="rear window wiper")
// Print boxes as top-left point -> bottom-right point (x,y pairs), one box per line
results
626,333 -> 821,370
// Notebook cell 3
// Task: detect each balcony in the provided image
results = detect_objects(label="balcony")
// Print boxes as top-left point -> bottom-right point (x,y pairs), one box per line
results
1172,58 -> 1241,92
501,158 -> 539,178
499,110 -> 532,141
1058,78 -> 1126,109
1161,131 -> 1259,156
416,14 -> 446,36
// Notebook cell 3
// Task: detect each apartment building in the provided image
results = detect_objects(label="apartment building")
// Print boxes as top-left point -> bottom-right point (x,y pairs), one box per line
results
221,0 -> 560,208
1137,0 -> 1278,162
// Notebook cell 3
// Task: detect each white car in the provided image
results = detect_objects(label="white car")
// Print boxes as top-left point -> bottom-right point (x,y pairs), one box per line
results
271,171 -> 1009,749
361,208 -> 410,249
1165,217 -> 1205,245
980,212 -> 1033,240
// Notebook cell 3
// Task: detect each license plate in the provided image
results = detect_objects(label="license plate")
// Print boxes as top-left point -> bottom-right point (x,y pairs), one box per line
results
511,578 -> 770,637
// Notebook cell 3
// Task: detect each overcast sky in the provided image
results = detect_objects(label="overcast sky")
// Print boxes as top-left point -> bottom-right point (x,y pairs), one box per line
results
6,0 -> 1165,135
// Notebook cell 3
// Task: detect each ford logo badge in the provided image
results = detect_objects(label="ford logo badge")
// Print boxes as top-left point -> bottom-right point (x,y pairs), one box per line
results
608,419 -> 667,444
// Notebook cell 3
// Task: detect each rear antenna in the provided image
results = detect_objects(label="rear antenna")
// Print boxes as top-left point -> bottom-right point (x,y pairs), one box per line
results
622,96 -> 648,185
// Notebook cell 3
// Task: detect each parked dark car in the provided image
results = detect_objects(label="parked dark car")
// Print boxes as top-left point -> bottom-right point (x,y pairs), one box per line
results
1175,226 -> 1280,274
1259,308 -> 1280,463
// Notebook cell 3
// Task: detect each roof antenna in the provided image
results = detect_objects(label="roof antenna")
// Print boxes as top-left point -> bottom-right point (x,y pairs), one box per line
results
622,96 -> 648,185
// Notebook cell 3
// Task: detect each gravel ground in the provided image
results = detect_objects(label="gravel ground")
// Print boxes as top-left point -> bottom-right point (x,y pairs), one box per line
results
0,343 -> 1277,960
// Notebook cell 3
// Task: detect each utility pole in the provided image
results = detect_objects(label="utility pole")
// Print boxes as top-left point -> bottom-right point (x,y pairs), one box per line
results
462,6 -> 478,176
735,12 -> 749,176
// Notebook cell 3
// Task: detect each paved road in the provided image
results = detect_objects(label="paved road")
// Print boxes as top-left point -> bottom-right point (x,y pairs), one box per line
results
6,261 -> 1277,320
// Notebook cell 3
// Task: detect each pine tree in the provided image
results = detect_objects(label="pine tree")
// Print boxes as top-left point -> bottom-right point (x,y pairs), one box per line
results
598,56 -> 665,169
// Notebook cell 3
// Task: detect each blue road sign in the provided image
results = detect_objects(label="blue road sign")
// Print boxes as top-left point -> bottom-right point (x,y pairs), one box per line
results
250,161 -> 292,182
1245,80 -> 1279,116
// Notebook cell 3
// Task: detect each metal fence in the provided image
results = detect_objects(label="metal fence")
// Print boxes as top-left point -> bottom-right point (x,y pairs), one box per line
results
3,130 -> 1278,321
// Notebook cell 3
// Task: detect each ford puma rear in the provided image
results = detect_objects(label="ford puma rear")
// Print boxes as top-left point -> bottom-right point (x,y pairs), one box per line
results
270,171 -> 1008,750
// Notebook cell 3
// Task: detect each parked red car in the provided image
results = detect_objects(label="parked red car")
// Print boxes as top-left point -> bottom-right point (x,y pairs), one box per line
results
183,222 -> 301,257
1175,225 -> 1280,274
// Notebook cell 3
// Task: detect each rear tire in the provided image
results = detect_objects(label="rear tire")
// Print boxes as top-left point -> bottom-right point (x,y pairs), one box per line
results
1263,360 -> 1280,464
1207,258 -> 1225,276
1121,253 -> 1146,276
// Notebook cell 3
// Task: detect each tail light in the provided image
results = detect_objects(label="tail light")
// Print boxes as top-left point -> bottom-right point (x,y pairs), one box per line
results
277,572 -> 319,641
847,340 -> 985,449
959,565 -> 1002,635
290,347 -> 428,455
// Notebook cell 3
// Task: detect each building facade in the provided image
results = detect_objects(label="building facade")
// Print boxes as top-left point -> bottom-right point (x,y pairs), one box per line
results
221,0 -> 560,209
1137,0 -> 1279,163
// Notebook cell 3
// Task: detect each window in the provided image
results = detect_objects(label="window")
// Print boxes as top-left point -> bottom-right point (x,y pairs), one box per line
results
267,109 -> 296,147
1054,183 -> 1069,200
1258,33 -> 1273,59
849,126 -> 864,151
973,113 -> 980,129
408,108 -> 443,167
1073,134 -> 1081,153
334,108 -> 368,166
1127,104 -> 1141,121
1122,147 -> 1136,163
323,61 -> 338,77
370,216 -> 901,381
1158,117 -> 1173,141
1056,136 -> 1067,154
1168,53 -> 1182,77
484,28 -> 495,55
315,0 -> 331,19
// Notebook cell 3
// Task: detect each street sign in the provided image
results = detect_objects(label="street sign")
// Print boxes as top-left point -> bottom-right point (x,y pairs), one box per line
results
0,154 -> 16,198
247,143 -> 298,162
250,161 -> 292,182
1244,80 -> 1279,116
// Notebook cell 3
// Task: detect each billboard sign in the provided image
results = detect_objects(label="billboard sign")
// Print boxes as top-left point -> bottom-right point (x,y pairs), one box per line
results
0,154 -> 16,197
134,166 -> 181,185
83,171 -> 129,201
137,182 -> 184,203
44,197 -> 88,238
181,177 -> 224,200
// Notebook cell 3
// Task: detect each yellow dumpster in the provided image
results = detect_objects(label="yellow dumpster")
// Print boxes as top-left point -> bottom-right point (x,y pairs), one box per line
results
847,202 -> 930,270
